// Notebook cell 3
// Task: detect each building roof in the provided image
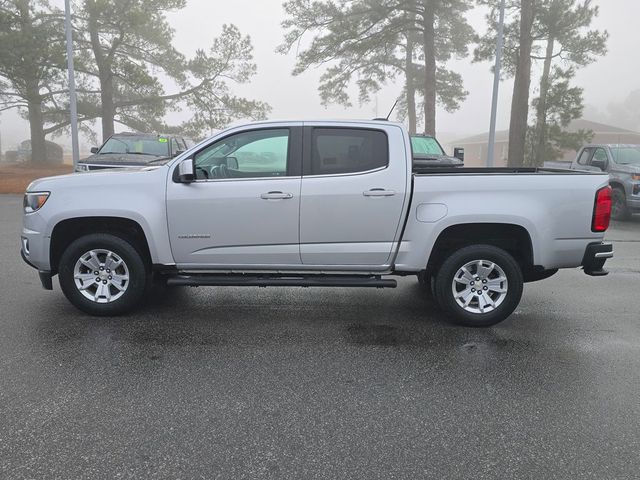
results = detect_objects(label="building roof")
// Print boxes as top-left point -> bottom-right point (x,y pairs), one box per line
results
451,119 -> 640,145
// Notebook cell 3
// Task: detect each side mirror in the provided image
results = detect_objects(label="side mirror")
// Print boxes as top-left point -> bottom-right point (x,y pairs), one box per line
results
453,147 -> 465,162
177,158 -> 195,183
226,156 -> 239,170
591,158 -> 607,171
90,147 -> 99,154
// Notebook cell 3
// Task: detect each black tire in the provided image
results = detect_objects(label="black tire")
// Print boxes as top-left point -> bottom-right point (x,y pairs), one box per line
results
611,187 -> 631,221
434,245 -> 523,327
58,233 -> 149,316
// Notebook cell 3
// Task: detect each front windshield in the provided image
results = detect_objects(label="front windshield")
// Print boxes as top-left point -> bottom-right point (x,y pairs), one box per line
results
610,146 -> 640,166
411,136 -> 445,156
99,136 -> 170,157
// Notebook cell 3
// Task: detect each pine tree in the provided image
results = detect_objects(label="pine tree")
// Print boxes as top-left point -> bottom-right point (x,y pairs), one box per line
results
279,0 -> 475,135
0,0 -> 66,162
76,0 -> 270,140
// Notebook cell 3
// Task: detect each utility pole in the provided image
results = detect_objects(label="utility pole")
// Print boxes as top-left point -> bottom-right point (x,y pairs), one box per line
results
487,0 -> 506,167
64,0 -> 80,169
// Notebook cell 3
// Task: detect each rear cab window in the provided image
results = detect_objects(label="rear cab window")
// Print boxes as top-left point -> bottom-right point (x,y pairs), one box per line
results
307,128 -> 388,175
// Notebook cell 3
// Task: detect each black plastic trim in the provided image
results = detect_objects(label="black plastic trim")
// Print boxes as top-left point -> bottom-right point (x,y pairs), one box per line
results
166,274 -> 397,288
38,271 -> 53,290
582,242 -> 613,276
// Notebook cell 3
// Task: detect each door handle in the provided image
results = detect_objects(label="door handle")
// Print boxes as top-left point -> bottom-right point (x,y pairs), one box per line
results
363,188 -> 396,197
260,191 -> 293,200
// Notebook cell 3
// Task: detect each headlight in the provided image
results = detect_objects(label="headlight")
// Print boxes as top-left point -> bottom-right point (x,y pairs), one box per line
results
75,164 -> 90,172
23,192 -> 50,213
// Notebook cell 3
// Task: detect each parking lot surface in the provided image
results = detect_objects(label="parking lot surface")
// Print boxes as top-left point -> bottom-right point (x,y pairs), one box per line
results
1,194 -> 639,479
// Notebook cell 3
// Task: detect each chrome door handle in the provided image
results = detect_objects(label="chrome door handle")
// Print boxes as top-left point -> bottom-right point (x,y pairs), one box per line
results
363,188 -> 396,197
260,191 -> 293,200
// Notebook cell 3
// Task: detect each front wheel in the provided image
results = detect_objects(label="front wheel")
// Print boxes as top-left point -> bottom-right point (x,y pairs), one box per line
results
58,233 -> 149,316
434,245 -> 523,327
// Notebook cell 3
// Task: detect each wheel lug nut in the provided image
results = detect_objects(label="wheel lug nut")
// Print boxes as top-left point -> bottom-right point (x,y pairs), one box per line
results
99,266 -> 104,270
102,280 -> 107,284
471,288 -> 475,292
96,277 -> 100,282
106,269 -> 110,273
482,279 -> 487,283
483,286 -> 488,290
470,281 -> 475,285
108,276 -> 112,280
94,271 -> 99,275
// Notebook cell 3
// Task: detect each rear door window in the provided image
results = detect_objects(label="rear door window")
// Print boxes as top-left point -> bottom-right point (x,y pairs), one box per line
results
309,128 -> 388,175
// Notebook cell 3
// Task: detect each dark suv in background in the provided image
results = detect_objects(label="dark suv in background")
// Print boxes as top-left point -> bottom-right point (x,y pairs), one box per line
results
76,132 -> 194,172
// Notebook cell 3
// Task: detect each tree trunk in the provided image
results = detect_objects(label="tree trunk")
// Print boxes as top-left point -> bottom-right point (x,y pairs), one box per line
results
27,101 -> 47,163
421,0 -> 437,136
17,0 -> 46,163
533,36 -> 555,166
405,33 -> 417,134
507,0 -> 535,167
26,83 -> 47,163
87,5 -> 115,141
99,74 -> 116,140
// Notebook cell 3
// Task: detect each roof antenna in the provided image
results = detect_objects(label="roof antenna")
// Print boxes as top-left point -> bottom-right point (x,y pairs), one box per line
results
386,99 -> 399,120
373,99 -> 399,121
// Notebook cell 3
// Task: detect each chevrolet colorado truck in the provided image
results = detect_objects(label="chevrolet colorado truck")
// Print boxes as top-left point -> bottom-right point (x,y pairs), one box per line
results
21,120 -> 613,327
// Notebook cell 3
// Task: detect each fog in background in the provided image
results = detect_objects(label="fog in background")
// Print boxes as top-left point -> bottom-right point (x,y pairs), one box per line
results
1,0 -> 639,150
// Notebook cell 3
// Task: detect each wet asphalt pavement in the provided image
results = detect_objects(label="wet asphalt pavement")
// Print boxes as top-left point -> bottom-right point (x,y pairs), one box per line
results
1,194 -> 639,479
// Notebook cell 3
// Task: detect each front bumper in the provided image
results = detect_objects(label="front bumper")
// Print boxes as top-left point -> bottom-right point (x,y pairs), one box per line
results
627,195 -> 640,212
581,242 -> 613,277
21,248 -> 53,290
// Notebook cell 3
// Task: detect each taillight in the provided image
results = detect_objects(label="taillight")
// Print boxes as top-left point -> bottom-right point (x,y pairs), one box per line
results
592,186 -> 612,232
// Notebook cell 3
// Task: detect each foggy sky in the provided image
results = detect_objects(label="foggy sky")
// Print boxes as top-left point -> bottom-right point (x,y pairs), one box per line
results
1,0 -> 639,150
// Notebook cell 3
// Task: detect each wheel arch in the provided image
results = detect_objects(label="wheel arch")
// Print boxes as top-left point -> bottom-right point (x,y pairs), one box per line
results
424,223 -> 534,280
50,217 -> 152,275
609,180 -> 626,193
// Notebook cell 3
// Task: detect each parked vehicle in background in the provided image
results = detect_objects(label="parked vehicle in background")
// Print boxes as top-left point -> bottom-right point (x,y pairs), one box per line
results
76,132 -> 190,172
17,140 -> 64,164
570,144 -> 640,220
22,120 -> 613,327
410,134 -> 464,168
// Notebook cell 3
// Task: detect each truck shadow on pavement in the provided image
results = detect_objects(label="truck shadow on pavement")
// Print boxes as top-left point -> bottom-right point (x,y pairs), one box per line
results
34,281 -> 529,357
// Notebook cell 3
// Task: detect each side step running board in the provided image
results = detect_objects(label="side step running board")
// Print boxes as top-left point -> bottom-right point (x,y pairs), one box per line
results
166,274 -> 397,289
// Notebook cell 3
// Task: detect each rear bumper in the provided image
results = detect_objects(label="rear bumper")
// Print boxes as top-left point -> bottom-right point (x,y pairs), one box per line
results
581,242 -> 613,276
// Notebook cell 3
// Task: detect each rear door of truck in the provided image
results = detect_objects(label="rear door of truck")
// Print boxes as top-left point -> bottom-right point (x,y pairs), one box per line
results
298,122 -> 410,267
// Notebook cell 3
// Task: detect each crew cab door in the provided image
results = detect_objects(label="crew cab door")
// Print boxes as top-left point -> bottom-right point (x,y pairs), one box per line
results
299,124 -> 409,266
166,125 -> 303,267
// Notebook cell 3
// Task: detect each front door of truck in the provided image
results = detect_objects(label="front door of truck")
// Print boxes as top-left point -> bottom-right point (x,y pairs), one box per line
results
298,124 -> 408,267
166,125 -> 303,268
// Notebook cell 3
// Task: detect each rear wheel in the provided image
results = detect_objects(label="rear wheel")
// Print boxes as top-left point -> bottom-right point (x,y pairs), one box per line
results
434,245 -> 523,327
58,233 -> 149,316
611,187 -> 631,221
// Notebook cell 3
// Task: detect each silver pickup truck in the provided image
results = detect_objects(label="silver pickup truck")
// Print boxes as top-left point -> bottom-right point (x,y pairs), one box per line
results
21,120 -> 613,327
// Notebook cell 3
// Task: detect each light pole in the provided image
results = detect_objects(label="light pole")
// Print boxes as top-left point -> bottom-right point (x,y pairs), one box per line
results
64,0 -> 79,169
487,0 -> 506,167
